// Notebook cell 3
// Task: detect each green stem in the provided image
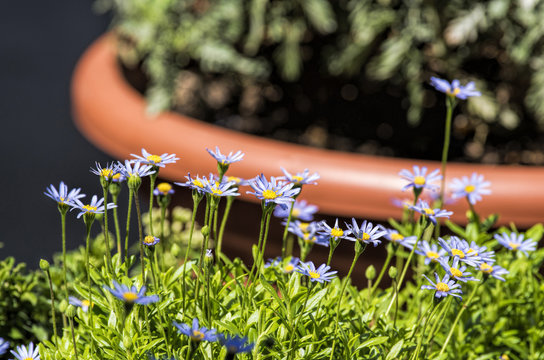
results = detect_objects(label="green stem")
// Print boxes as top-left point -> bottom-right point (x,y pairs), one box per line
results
112,193 -> 122,263
84,222 -> 95,352
217,196 -> 235,264
411,299 -> 440,360
255,210 -> 273,279
102,186 -> 112,274
134,191 -> 146,285
424,296 -> 452,357
371,244 -> 395,295
69,316 -> 79,360
182,198 -> 200,313
45,269 -> 58,346
149,172 -> 158,236
60,211 -> 68,302
439,97 -> 455,206
282,202 -> 296,258
125,190 -> 134,274
248,206 -> 269,285
288,281 -> 312,360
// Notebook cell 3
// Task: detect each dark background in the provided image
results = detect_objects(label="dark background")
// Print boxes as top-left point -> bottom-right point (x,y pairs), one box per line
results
0,1 -> 114,267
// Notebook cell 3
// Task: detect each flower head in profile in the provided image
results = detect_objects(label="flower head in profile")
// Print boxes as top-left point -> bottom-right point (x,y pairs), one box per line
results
438,236 -> 481,267
175,173 -> 210,195
69,296 -> 91,312
296,261 -> 337,283
204,180 -> 240,197
247,174 -> 300,209
9,342 -> 39,360
274,199 -> 318,221
288,221 -> 329,247
143,235 -> 160,247
173,318 -> 218,342
438,257 -> 479,283
416,240 -> 447,265
265,256 -> 300,273
449,173 -> 491,205
154,182 -> 175,196
90,162 -> 119,182
104,281 -> 159,305
345,219 -> 386,247
118,160 -> 155,179
318,219 -> 352,241
494,232 -> 537,256
384,229 -> 417,249
421,273 -> 463,299
399,165 -> 442,192
131,148 -> 179,168
0,338 -> 9,356
220,334 -> 255,354
410,200 -> 453,225
224,176 -> 251,187
479,262 -> 509,282
280,168 -> 320,186
44,181 -> 85,206
206,146 -> 244,165
70,195 -> 117,219
430,77 -> 481,100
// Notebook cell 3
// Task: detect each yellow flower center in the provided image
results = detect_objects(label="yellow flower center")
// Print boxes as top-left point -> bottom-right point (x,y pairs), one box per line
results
390,233 -> 404,242
423,208 -> 435,215
450,268 -> 463,278
451,249 -> 465,259
509,242 -> 520,250
480,263 -> 493,273
262,189 -> 278,200
24,357 -> 33,360
500,354 -> 510,360
284,264 -> 294,273
292,208 -> 301,217
157,182 -> 172,194
211,188 -> 223,195
82,205 -> 97,212
227,176 -> 241,183
465,185 -> 475,193
436,282 -> 450,292
146,154 -> 162,164
81,300 -> 91,308
448,87 -> 461,96
191,331 -> 205,341
426,251 -> 439,260
144,235 -> 156,245
309,271 -> 321,279
304,236 -> 317,244
112,173 -> 121,181
414,176 -> 426,186
467,248 -> 478,256
193,180 -> 204,188
360,233 -> 370,241
101,169 -> 114,178
122,292 -> 139,302
299,222 -> 310,232
330,228 -> 344,237
292,175 -> 304,183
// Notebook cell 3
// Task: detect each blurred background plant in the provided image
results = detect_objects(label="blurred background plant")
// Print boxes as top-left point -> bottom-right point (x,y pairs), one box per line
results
95,0 -> 544,164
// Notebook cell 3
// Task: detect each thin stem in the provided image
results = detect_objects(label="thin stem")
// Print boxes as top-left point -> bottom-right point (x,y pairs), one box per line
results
124,190 -> 134,274
371,244 -> 395,295
60,211 -> 68,302
425,296 -> 452,357
134,191 -> 146,285
248,206 -> 268,285
282,202 -> 296,258
149,172 -> 158,236
44,269 -> 58,346
69,316 -> 79,360
288,281 -> 312,360
411,299 -> 440,360
102,186 -> 112,274
182,199 -> 200,313
439,98 -> 455,206
112,193 -> 122,263
84,222 -> 95,352
217,195 -> 235,264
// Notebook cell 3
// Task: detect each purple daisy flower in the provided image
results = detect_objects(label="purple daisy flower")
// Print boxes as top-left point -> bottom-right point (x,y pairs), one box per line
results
274,199 -> 318,221
9,342 -> 39,360
421,273 -> 463,299
44,181 -> 85,205
438,236 -> 481,267
344,219 -> 386,247
416,240 -> 447,265
410,200 -> 453,225
399,165 -> 442,192
0,338 -> 9,356
479,262 -> 509,281
206,146 -> 244,165
430,77 -> 481,100
438,257 -> 479,283
153,182 -> 175,196
220,334 -> 254,354
173,318 -> 218,342
70,195 -> 117,219
494,232 -> 537,257
247,174 -> 300,209
104,281 -> 159,305
449,173 -> 491,205
131,148 -> 179,168
318,218 -> 352,241
296,261 -> 337,283
383,229 -> 417,249
280,168 -> 320,186
117,160 -> 156,179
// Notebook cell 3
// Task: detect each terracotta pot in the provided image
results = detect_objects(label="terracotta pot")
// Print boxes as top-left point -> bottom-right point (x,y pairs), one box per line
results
71,33 -> 544,228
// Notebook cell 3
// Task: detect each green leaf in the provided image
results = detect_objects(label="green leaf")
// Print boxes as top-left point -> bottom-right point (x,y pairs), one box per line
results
385,339 -> 404,360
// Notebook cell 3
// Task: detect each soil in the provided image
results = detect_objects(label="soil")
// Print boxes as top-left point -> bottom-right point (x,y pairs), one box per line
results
122,60 -> 544,166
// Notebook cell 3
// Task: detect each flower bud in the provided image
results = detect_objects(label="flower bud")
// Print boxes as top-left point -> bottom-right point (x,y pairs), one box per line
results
201,225 -> 210,237
39,259 -> 50,271
59,299 -> 68,313
388,266 -> 398,279
365,265 -> 376,280
65,305 -> 77,318
127,175 -> 142,190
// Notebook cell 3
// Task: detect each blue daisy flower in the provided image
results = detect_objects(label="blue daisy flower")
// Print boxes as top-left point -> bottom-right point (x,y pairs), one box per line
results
175,173 -> 211,195
479,262 -> 509,281
153,182 -> 175,196
220,334 -> 255,354
449,173 -> 491,205
224,175 -> 251,187
9,342 -> 39,360
296,261 -> 337,283
173,318 -> 218,342
274,199 -> 318,221
494,232 -> 537,257
265,256 -> 300,273
438,236 -> 481,267
280,168 -> 320,186
344,219 -> 386,247
287,220 -> 329,247
421,273 -> 463,299
204,180 -> 240,197
416,240 -> 447,265
44,181 -> 85,205
69,296 -> 91,312
247,174 -> 300,209
466,241 -> 495,264
70,195 -> 117,219
0,338 -> 9,356
383,229 -> 417,250
439,257 -> 479,283
104,281 -> 159,305
410,200 -> 453,225
399,165 -> 442,192
143,235 -> 160,246
318,218 -> 352,241
90,162 -> 120,181
118,160 -> 156,179
131,148 -> 179,168
206,146 -> 244,165
430,77 -> 481,100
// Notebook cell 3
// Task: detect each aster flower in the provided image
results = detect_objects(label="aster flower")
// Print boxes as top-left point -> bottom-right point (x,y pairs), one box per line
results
175,173 -> 210,195
154,182 -> 175,196
206,146 -> 244,165
410,200 -> 453,225
430,77 -> 481,100
494,232 -> 537,256
416,240 -> 447,265
131,148 -> 179,168
70,195 -> 117,219
438,257 -> 479,283
220,334 -> 255,354
204,180 -> 240,197
383,229 -> 417,249
421,273 -> 463,299
344,219 -> 386,247
399,165 -> 442,192
274,199 -> 318,221
479,262 -> 509,281
265,257 -> 300,273
465,241 -> 495,264
104,281 -> 159,305
9,342 -> 39,360
449,173 -> 491,205
247,174 -> 300,209
44,181 -> 85,205
143,235 -> 160,246
296,261 -> 337,283
117,160 -> 156,180
438,236 -> 481,267
287,221 -> 330,247
69,296 -> 91,312
90,162 -> 119,182
224,175 -> 250,187
0,338 -> 9,356
280,168 -> 320,186
318,219 -> 352,241
173,318 -> 218,342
